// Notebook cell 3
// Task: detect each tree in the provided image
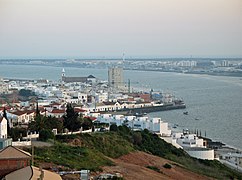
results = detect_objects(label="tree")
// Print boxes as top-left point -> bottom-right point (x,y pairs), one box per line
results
45,116 -> 63,133
39,129 -> 54,141
110,124 -> 118,132
133,132 -> 142,145
28,115 -> 63,133
9,127 -> 27,141
28,115 -> 46,132
35,101 -> 40,117
19,89 -> 35,97
63,104 -> 82,132
81,117 -> 93,130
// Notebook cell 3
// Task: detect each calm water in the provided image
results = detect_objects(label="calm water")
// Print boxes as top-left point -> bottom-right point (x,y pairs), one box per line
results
1,64 -> 242,150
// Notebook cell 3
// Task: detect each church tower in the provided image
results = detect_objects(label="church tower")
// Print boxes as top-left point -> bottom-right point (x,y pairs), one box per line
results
62,68 -> 65,79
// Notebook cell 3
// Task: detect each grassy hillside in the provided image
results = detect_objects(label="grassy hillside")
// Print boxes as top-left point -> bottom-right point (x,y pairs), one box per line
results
34,143 -> 113,171
29,126 -> 242,179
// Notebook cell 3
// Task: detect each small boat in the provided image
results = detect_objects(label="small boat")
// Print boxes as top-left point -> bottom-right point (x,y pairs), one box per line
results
183,111 -> 188,115
172,124 -> 178,128
195,118 -> 199,120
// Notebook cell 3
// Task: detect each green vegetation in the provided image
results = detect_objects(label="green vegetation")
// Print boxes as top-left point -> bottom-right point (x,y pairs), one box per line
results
39,129 -> 54,141
33,142 -> 113,171
146,166 -> 163,173
29,115 -> 63,133
28,104 -> 94,141
56,132 -> 134,158
163,163 -> 172,169
109,124 -> 118,132
135,129 -> 185,158
63,104 -> 82,132
18,89 -> 36,97
63,104 -> 93,132
9,127 -> 27,141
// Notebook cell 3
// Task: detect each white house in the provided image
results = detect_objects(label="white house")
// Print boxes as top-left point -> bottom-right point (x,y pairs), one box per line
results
169,132 -> 214,160
175,133 -> 204,148
48,109 -> 65,118
7,110 -> 35,125
78,93 -> 88,104
96,93 -> 108,103
0,116 -> 12,149
8,111 -> 27,124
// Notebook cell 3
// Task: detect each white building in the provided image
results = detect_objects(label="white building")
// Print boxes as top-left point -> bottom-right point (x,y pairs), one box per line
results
221,60 -> 230,67
7,110 -> 35,125
0,116 -> 12,149
96,92 -> 108,103
175,133 -> 204,148
78,93 -> 88,104
48,109 -> 65,118
178,61 -> 197,67
95,114 -> 171,136
186,148 -> 214,160
0,77 -> 8,94
169,132 -> 214,160
0,116 -> 7,139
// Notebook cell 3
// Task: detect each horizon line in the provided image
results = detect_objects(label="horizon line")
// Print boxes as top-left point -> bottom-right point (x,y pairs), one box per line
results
0,56 -> 242,60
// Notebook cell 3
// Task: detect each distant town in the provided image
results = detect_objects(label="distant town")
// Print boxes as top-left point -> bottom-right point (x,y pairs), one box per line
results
1,58 -> 242,77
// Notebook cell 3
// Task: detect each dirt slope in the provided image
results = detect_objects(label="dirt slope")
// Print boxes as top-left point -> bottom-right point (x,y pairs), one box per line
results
100,151 -> 213,180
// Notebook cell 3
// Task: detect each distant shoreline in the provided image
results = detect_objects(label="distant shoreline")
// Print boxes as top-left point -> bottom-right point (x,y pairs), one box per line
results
1,63 -> 242,78
124,68 -> 242,78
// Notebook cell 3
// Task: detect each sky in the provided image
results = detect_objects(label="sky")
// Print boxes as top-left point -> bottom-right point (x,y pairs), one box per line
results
0,0 -> 241,59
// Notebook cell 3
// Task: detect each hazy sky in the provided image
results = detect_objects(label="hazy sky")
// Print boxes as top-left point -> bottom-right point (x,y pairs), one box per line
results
0,0 -> 241,58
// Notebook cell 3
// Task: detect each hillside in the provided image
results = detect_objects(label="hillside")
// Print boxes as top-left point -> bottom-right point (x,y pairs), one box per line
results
28,126 -> 242,179
101,151 -> 211,180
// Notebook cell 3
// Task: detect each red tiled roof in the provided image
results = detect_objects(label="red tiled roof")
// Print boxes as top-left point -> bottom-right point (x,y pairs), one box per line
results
74,108 -> 86,113
51,109 -> 65,114
0,145 -> 31,159
26,110 -> 35,115
84,116 -> 97,121
50,102 -> 61,106
11,110 -> 27,116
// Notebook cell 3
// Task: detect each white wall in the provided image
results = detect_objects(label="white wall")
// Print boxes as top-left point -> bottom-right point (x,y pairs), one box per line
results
186,149 -> 214,160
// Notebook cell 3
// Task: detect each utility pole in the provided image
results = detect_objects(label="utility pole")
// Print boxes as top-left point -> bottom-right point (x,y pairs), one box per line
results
32,142 -> 34,166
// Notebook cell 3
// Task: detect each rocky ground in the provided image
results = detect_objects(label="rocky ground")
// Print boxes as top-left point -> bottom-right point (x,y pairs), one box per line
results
98,151 -> 213,180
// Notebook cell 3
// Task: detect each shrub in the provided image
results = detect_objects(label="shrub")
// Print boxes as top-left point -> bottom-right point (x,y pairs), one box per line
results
110,124 -> 118,132
132,132 -> 142,145
39,129 -> 54,141
163,163 -> 172,169
146,166 -> 162,173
